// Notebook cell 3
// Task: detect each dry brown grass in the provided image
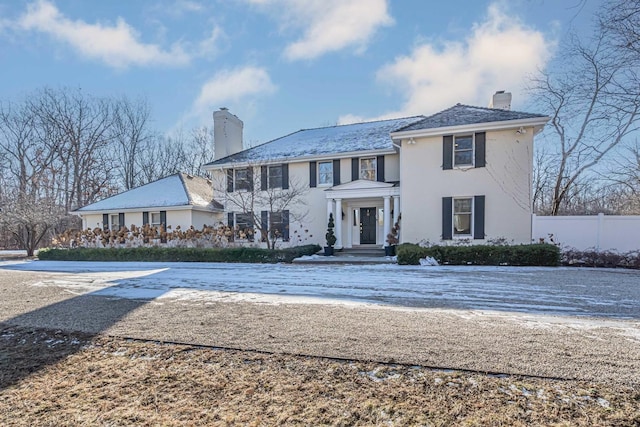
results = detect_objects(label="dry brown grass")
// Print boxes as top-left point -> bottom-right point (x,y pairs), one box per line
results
1,326 -> 638,426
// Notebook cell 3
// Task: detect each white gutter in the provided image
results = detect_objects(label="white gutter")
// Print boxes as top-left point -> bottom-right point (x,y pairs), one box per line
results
390,116 -> 550,140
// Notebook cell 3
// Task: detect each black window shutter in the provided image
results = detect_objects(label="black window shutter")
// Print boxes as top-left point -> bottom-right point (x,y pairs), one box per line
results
282,164 -> 289,189
142,212 -> 149,225
282,210 -> 290,242
248,168 -> 254,191
118,213 -> 125,230
475,132 -> 486,168
443,136 -> 453,170
103,214 -> 109,231
227,169 -> 234,192
309,161 -> 317,187
376,155 -> 385,182
261,166 -> 268,191
160,211 -> 166,228
442,197 -> 453,240
474,195 -> 485,240
333,159 -> 340,185
351,158 -> 359,181
261,210 -> 268,242
227,212 -> 234,241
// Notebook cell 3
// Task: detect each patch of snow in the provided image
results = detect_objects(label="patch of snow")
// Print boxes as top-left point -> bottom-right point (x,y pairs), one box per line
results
419,256 -> 439,266
76,174 -> 190,211
213,116 -> 425,164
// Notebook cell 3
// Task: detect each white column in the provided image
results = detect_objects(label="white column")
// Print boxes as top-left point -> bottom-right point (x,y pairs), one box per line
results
347,206 -> 353,248
383,196 -> 391,247
326,199 -> 333,223
335,198 -> 343,249
393,196 -> 400,242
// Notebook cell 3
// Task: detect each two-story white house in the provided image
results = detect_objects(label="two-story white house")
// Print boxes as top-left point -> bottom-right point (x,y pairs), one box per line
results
202,92 -> 549,248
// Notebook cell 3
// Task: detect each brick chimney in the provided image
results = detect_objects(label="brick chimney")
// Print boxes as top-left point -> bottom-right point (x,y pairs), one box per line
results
489,91 -> 512,110
213,107 -> 244,160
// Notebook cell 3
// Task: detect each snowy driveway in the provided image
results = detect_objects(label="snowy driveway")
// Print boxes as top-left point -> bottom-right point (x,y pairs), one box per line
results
2,260 -> 639,320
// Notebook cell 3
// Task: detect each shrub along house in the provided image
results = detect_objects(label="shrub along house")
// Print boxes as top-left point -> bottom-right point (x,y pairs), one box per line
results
72,173 -> 222,232
203,91 -> 549,249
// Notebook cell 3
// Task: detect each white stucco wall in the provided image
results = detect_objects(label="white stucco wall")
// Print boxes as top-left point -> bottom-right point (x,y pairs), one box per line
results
78,208 -> 218,232
399,128 -> 535,244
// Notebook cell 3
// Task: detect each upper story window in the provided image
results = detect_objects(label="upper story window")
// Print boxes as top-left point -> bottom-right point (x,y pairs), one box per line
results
318,161 -> 333,186
453,197 -> 472,236
360,157 -> 377,181
454,135 -> 474,167
443,133 -> 485,170
234,168 -> 251,191
268,165 -> 283,189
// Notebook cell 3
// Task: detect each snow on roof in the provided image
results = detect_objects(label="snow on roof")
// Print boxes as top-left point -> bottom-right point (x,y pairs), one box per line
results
207,116 -> 426,166
75,173 -> 220,212
395,104 -> 548,132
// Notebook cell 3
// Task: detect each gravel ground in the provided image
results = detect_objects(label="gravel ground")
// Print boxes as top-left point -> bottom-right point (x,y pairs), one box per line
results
1,267 -> 639,387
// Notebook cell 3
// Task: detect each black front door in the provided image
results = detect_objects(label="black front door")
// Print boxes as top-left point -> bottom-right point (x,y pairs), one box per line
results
360,207 -> 377,244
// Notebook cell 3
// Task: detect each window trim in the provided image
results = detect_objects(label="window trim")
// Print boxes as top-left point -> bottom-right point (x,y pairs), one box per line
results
453,134 -> 475,168
267,165 -> 283,189
317,160 -> 333,186
234,212 -> 255,241
234,168 -> 251,191
452,197 -> 473,237
359,157 -> 377,181
110,214 -> 120,231
150,212 -> 162,226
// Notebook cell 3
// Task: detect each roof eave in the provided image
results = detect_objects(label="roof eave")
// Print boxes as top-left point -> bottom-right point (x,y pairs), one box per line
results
390,116 -> 550,140
202,147 -> 399,170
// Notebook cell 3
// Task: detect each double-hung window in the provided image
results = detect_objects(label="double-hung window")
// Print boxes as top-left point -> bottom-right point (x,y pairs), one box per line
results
360,157 -> 377,181
269,211 -> 284,239
110,214 -> 120,231
454,135 -> 474,167
150,212 -> 162,226
235,213 -> 254,241
234,168 -> 251,191
443,133 -> 485,170
318,161 -> 333,186
443,196 -> 485,240
268,165 -> 282,189
453,198 -> 472,235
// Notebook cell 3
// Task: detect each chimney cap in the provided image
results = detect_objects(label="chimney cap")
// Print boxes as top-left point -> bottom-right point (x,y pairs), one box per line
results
219,107 -> 228,111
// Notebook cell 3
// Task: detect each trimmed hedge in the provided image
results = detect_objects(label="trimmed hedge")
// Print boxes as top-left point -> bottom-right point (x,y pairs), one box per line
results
396,243 -> 560,266
38,244 -> 321,264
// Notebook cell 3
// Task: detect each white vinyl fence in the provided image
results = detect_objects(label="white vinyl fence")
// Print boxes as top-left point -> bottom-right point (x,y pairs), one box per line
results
532,214 -> 640,252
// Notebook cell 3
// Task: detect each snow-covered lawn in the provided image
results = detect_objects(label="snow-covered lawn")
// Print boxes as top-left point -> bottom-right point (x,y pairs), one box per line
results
2,260 -> 638,319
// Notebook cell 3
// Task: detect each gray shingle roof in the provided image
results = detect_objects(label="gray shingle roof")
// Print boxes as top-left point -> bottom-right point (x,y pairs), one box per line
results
206,116 -> 425,166
74,173 -> 222,212
395,104 -> 548,132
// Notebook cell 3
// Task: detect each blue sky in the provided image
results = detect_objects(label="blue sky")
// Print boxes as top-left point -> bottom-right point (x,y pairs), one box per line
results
0,0 -> 600,146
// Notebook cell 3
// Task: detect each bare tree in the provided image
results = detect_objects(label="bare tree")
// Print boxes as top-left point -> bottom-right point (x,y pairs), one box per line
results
530,10 -> 640,215
31,87 -> 116,211
212,163 -> 308,249
0,193 -> 63,256
111,96 -> 154,190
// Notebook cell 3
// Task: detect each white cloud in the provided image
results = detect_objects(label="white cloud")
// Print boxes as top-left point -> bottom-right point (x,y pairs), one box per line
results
340,3 -> 554,123
247,0 -> 393,61
17,0 -> 190,69
190,66 -> 276,119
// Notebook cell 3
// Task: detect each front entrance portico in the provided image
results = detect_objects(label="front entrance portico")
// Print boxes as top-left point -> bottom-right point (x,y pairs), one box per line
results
325,180 -> 400,249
